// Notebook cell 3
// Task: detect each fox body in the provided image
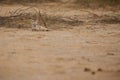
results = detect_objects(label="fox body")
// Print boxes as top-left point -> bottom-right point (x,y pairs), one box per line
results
31,20 -> 49,31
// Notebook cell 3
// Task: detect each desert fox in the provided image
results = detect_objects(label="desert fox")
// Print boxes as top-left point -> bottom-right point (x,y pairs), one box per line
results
31,20 -> 49,31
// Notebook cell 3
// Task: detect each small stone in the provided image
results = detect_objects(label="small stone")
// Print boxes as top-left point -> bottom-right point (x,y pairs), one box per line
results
117,70 -> 120,72
84,68 -> 91,72
107,52 -> 114,55
11,52 -> 16,54
91,71 -> 96,75
97,68 -> 103,72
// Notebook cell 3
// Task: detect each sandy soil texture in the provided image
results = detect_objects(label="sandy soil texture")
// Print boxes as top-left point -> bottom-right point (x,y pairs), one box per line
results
0,4 -> 120,80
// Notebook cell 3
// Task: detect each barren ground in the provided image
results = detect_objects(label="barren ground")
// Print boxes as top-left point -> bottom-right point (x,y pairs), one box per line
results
0,3 -> 120,80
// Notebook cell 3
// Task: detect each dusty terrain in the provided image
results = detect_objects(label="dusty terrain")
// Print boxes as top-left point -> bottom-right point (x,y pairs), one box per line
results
0,3 -> 120,80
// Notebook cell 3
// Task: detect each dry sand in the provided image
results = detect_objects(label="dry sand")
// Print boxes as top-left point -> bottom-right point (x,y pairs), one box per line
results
0,4 -> 120,80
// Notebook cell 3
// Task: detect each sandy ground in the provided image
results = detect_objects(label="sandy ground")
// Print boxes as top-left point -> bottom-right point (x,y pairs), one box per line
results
0,4 -> 120,80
